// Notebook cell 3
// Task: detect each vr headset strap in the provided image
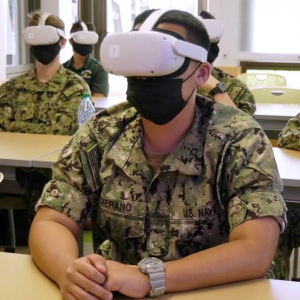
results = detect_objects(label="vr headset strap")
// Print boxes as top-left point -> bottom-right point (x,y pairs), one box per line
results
39,12 -> 52,26
139,9 -> 168,31
80,22 -> 88,31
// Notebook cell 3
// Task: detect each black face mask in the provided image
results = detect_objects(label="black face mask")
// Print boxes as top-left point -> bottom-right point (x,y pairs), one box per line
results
72,41 -> 93,56
126,64 -> 200,125
30,41 -> 61,65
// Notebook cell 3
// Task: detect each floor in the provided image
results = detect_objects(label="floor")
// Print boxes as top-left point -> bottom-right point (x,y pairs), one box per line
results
0,232 -> 299,281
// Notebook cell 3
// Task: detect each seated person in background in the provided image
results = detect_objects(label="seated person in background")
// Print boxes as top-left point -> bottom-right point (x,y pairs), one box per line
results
0,12 -> 90,223
273,112 -> 300,280
196,11 -> 256,116
63,21 -> 109,97
29,9 -> 286,300
278,112 -> 300,150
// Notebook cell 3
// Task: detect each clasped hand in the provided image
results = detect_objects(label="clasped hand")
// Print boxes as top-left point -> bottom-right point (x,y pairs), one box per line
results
60,254 -> 151,300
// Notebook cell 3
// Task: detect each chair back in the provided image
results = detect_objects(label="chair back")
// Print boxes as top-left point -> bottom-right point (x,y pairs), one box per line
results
251,87 -> 300,104
237,73 -> 287,86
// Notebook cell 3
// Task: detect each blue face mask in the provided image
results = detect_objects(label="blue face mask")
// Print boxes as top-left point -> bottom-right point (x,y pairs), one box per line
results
126,63 -> 199,125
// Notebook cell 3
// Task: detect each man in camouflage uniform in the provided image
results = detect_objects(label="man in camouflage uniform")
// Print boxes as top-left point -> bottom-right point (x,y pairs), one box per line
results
29,10 -> 286,300
0,12 -> 90,224
196,11 -> 256,116
273,112 -> 300,280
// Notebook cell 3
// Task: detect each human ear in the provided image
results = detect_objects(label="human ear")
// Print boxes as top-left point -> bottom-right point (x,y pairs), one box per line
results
60,38 -> 67,49
195,62 -> 211,87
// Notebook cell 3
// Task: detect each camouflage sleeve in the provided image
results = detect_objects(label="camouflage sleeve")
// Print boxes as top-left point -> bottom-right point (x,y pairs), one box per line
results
10,79 -> 90,135
0,80 -> 16,131
226,82 -> 256,117
197,77 -> 256,117
36,122 -> 100,227
222,128 -> 287,231
278,113 -> 300,150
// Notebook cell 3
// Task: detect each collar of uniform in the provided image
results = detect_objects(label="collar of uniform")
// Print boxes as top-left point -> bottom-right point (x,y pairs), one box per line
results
106,113 -> 153,187
82,55 -> 93,69
160,105 -> 204,176
107,102 -> 206,182
18,66 -> 66,93
65,55 -> 93,71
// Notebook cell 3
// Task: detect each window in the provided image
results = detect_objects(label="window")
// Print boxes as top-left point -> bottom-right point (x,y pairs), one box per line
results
6,0 -> 32,66
216,0 -> 300,64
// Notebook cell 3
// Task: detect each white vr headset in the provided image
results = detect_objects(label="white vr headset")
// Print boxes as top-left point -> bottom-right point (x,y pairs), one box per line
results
70,22 -> 99,45
23,13 -> 65,46
100,10 -> 209,77
197,16 -> 223,43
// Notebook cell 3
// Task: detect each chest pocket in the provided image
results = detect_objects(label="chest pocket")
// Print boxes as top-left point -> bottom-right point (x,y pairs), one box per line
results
168,204 -> 229,258
36,97 -> 68,122
14,97 -> 35,121
98,196 -> 146,240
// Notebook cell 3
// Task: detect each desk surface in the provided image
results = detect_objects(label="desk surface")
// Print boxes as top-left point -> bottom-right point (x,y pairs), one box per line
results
92,96 -> 125,111
0,132 -> 70,167
273,147 -> 300,187
92,96 -> 299,123
32,149 -> 62,168
1,252 -> 300,300
255,103 -> 300,120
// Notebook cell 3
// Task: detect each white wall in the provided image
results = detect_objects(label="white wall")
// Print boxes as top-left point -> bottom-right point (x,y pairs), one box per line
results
41,0 -> 74,64
209,0 -> 241,66
0,0 -> 7,80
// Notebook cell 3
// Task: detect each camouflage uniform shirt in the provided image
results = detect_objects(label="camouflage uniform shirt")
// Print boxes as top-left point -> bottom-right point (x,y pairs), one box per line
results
198,67 -> 256,116
0,66 -> 90,135
36,96 -> 286,264
278,112 -> 300,150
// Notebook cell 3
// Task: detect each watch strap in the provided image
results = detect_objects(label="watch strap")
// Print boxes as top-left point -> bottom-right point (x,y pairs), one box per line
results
148,270 -> 166,297
209,82 -> 227,97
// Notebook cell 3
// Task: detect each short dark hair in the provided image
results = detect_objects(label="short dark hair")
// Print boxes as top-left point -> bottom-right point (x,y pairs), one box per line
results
70,20 -> 96,34
199,10 -> 220,64
199,10 -> 215,20
133,9 -> 210,52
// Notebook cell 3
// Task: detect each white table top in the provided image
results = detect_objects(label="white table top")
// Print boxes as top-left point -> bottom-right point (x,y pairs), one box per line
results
0,132 -> 71,167
273,147 -> 300,187
32,149 -> 62,168
92,95 -> 299,127
92,95 -> 126,111
1,252 -> 300,300
255,103 -> 300,120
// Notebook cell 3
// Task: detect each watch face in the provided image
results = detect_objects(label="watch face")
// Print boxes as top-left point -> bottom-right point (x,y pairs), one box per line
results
210,82 -> 227,96
218,82 -> 227,93
142,257 -> 164,268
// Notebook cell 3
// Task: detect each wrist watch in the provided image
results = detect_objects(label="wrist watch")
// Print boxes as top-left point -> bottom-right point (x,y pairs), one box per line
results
209,82 -> 227,96
138,257 -> 166,297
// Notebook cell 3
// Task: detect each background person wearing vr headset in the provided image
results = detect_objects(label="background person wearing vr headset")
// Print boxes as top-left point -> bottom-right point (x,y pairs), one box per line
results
0,12 -> 90,225
29,9 -> 286,300
273,113 -> 300,280
196,10 -> 256,116
63,21 -> 109,97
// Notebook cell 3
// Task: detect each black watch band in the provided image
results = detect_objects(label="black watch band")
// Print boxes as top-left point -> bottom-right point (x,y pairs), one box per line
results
209,82 -> 227,97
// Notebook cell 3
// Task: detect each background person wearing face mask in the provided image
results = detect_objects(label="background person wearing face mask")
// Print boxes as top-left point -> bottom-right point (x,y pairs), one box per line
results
196,11 -> 256,117
63,21 -> 109,97
0,12 -> 90,226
